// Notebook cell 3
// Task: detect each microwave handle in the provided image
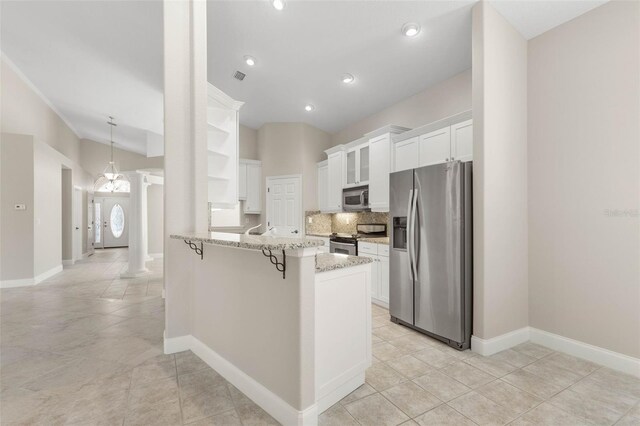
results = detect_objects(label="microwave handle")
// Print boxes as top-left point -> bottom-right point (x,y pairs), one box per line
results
360,192 -> 365,205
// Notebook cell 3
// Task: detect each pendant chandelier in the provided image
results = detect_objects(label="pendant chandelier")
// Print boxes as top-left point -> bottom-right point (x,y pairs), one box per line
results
94,116 -> 129,192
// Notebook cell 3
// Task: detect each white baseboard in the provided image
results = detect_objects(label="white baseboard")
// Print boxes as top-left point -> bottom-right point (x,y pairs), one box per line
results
0,277 -> 35,288
471,327 -> 531,356
1,264 -> 62,289
371,298 -> 389,309
62,259 -> 75,266
34,264 -> 63,284
165,334 -> 318,425
149,252 -> 164,259
82,252 -> 92,259
530,328 -> 640,378
163,333 -> 192,354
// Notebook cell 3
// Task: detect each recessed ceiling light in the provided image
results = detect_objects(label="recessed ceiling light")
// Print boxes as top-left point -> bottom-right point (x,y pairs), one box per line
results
304,104 -> 315,112
272,0 -> 285,11
342,73 -> 355,84
244,55 -> 256,67
402,23 -> 421,37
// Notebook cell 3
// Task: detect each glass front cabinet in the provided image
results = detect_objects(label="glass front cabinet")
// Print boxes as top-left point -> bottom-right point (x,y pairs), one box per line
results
345,142 -> 370,187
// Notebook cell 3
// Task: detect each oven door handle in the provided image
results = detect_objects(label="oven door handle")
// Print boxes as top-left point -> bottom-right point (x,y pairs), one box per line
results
331,241 -> 356,248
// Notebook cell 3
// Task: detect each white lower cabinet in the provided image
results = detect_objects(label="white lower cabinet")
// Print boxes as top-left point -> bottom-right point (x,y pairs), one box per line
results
359,243 -> 389,307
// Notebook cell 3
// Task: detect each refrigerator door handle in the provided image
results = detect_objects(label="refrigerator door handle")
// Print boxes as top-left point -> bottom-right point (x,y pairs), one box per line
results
407,189 -> 416,279
410,185 -> 419,277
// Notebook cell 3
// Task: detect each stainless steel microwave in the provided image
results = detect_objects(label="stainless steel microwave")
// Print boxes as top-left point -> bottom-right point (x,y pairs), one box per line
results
342,185 -> 370,212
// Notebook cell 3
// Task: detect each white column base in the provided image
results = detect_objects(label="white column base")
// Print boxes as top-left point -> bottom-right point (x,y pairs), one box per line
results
120,268 -> 150,278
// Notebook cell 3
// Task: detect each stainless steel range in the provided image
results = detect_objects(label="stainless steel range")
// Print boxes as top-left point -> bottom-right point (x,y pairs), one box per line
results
329,223 -> 387,256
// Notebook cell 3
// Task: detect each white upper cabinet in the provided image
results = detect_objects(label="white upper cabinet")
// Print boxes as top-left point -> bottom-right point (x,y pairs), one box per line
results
207,84 -> 244,209
419,127 -> 451,166
325,148 -> 345,212
369,134 -> 391,211
238,162 -> 247,200
392,114 -> 473,173
317,160 -> 329,213
346,143 -> 370,187
243,160 -> 262,214
451,119 -> 473,162
393,136 -> 419,172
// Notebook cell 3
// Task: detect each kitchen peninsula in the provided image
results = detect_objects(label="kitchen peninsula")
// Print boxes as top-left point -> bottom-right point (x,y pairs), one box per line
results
164,232 -> 373,425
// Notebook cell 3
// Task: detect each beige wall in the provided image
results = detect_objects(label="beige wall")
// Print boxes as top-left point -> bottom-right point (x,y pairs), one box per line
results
79,137 -> 164,177
0,134 -> 34,281
257,123 -> 332,231
239,124 -> 258,160
1,59 -> 82,164
472,2 -> 529,340
528,0 -> 640,358
331,69 -> 472,146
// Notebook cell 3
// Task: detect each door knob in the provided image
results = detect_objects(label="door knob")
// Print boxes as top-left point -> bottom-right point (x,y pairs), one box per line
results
292,230 -> 299,234
75,227 -> 79,230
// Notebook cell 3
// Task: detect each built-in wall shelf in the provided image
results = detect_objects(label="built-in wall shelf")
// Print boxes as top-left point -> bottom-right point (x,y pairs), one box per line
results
207,84 -> 244,209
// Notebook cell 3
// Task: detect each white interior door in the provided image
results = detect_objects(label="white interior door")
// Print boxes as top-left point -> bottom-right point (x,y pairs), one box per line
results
266,175 -> 302,237
71,187 -> 84,260
73,188 -> 83,261
99,197 -> 130,248
87,195 -> 95,255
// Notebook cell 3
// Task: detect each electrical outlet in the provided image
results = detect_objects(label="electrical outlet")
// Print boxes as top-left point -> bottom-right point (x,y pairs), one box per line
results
14,204 -> 26,211
308,217 -> 313,224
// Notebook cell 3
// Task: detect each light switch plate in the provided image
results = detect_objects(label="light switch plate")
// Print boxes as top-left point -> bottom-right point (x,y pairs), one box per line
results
14,204 -> 26,210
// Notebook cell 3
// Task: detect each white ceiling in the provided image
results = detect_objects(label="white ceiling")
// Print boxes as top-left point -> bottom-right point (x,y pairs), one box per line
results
1,0 -> 608,155
1,0 -> 164,155
491,0 -> 608,40
208,1 -> 475,133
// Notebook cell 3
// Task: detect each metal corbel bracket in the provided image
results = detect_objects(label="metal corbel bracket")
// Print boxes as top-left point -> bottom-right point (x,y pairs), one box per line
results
261,248 -> 286,279
184,240 -> 204,260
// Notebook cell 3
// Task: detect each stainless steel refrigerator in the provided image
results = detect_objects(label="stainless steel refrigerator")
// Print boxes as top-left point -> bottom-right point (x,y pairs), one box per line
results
389,161 -> 472,350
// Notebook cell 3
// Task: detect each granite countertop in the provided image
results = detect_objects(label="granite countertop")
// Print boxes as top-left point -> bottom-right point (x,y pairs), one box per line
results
306,232 -> 332,238
359,237 -> 390,245
171,232 -> 325,251
315,253 -> 373,273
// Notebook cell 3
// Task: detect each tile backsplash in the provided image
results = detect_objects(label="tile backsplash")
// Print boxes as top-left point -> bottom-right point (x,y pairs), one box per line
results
305,210 -> 389,236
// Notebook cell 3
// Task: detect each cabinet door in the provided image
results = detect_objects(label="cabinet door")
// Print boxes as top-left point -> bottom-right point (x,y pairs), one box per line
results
451,119 -> 473,162
369,135 -> 390,211
359,145 -> 370,184
317,164 -> 328,212
244,164 -> 262,214
346,150 -> 357,186
394,137 -> 419,172
238,162 -> 247,200
378,254 -> 389,304
419,127 -> 451,167
327,152 -> 344,212
370,255 -> 380,300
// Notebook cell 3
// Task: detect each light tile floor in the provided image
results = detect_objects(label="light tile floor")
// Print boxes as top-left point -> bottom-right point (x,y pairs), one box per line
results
1,249 -> 638,425
322,303 -> 640,426
1,248 -> 278,425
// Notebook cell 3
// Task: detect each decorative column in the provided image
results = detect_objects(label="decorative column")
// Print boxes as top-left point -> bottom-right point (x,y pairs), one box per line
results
122,171 -> 149,277
141,175 -> 152,262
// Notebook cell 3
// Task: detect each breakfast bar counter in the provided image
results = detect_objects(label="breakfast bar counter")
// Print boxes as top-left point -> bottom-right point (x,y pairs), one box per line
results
164,233 -> 372,425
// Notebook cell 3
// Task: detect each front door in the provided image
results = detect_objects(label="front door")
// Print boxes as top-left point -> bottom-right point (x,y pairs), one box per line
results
96,197 -> 129,248
266,175 -> 302,237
